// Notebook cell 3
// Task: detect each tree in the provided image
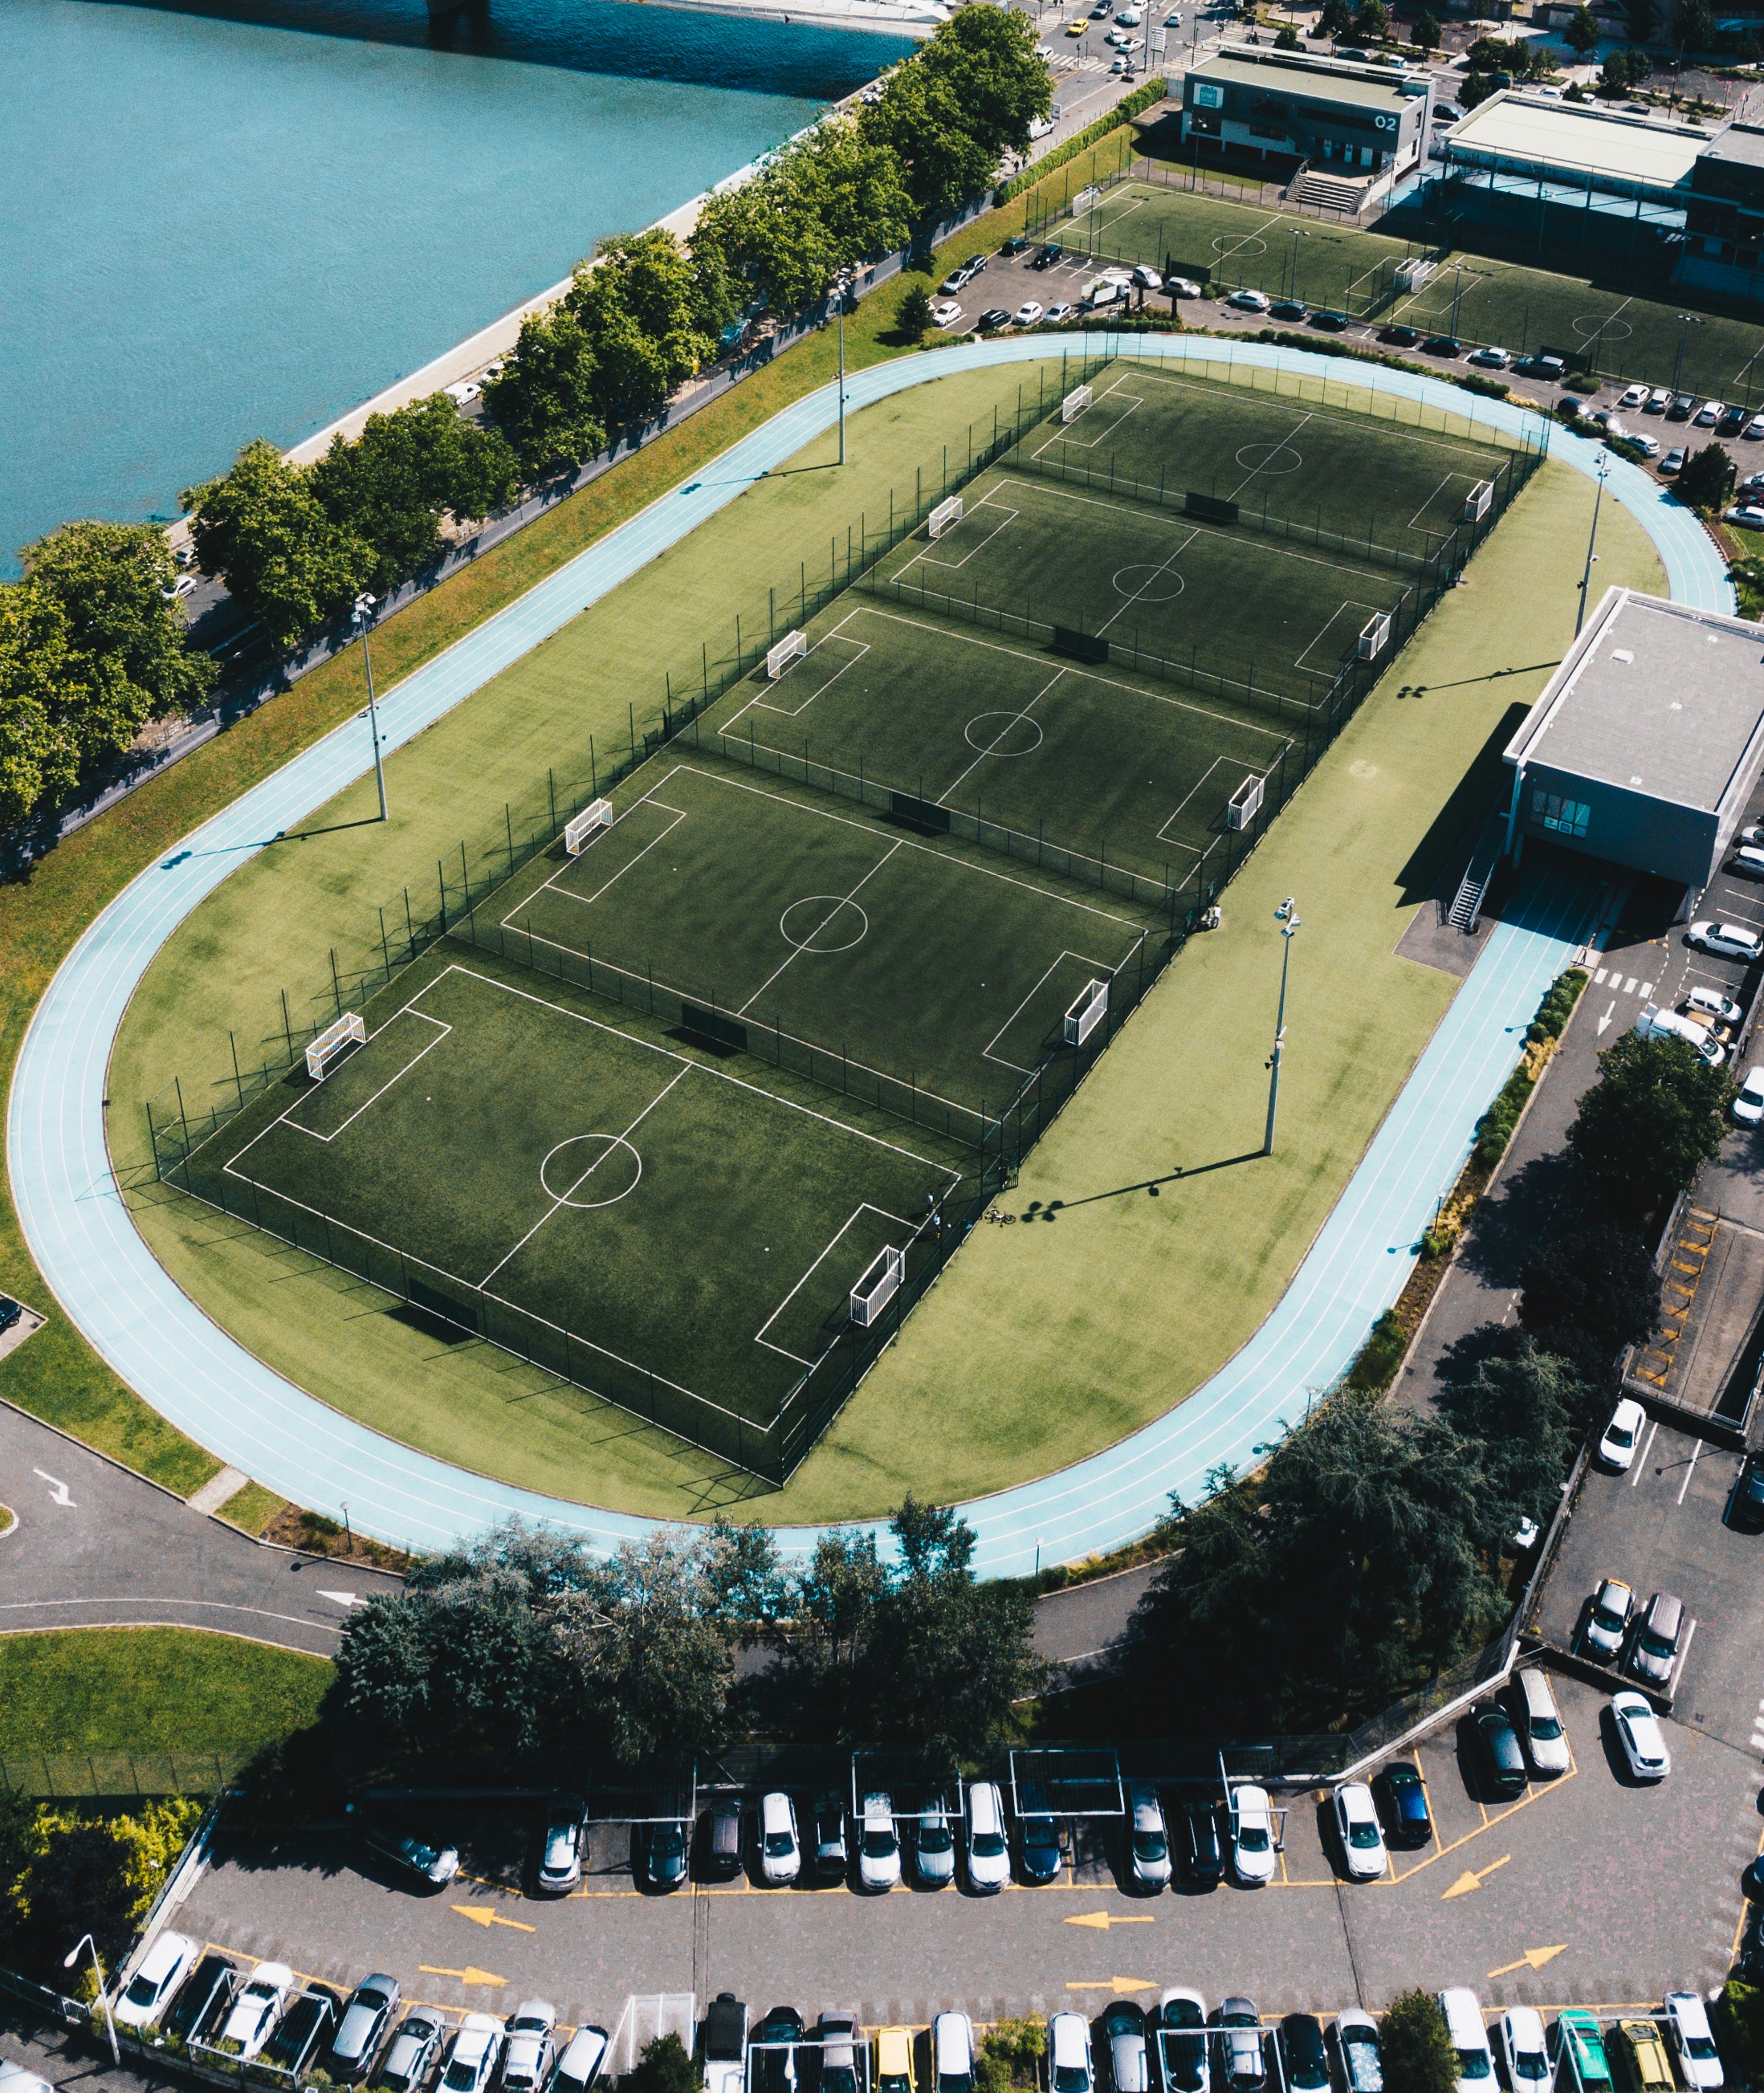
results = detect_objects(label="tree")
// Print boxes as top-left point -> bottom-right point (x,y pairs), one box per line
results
1566,1031 -> 1729,1220
567,230 -> 727,426
1673,0 -> 1715,48
1677,439 -> 1736,512
1276,22 -> 1302,46
895,277 -> 936,339
482,307 -> 607,474
1411,10 -> 1442,47
1563,5 -> 1600,51
2,1801 -> 201,1978
181,440 -> 372,651
914,4 -> 1053,158
1460,67 -> 1501,104
858,64 -> 1000,219
1352,0 -> 1390,39
1380,1993 -> 1460,2093
1519,1224 -> 1661,1389
1438,1343 -> 1582,1533
0,580 -> 81,826
625,2035 -> 701,2093
1319,0 -> 1354,35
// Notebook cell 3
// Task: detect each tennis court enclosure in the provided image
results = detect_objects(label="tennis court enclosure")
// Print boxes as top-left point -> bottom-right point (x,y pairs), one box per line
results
149,354 -> 1541,1483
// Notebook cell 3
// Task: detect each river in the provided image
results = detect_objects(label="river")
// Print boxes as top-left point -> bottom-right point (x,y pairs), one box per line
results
1,0 -> 911,574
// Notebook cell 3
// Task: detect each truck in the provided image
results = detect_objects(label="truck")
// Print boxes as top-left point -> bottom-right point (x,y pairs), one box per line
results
1635,1003 -> 1725,1066
702,1995 -> 748,2093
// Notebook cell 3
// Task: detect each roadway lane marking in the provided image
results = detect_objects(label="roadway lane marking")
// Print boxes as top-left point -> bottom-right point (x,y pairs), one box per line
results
1678,1436 -> 1704,1505
32,1468 -> 74,1508
1442,1854 -> 1512,1898
1632,1418 -> 1659,1481
1488,1945 -> 1566,1977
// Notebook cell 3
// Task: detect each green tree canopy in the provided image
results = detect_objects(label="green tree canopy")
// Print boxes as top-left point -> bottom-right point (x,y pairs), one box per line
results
1673,0 -> 1715,47
1411,10 -> 1442,47
1625,0 -> 1656,39
895,278 -> 935,339
1677,440 -> 1735,513
1565,1030 -> 1729,1219
914,2 -> 1053,157
1352,0 -> 1391,39
1563,6 -> 1600,51
1437,1342 -> 1582,1533
568,230 -> 727,426
1380,1993 -> 1460,2093
858,63 -> 1000,219
1319,0 -> 1354,36
1519,1224 -> 1660,1389
625,2035 -> 702,2093
181,439 -> 372,651
483,307 -> 608,473
0,580 -> 82,827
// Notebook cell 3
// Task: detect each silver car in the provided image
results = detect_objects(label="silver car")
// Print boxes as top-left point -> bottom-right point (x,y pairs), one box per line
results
1127,1781 -> 1172,1887
376,2010 -> 446,2093
916,1798 -> 956,1887
329,1975 -> 401,2081
536,1798 -> 585,1893
501,2003 -> 556,2093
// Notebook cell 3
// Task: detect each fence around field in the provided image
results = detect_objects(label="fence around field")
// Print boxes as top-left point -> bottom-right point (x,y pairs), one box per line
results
145,351 -> 1542,1484
0,1752 -> 239,1800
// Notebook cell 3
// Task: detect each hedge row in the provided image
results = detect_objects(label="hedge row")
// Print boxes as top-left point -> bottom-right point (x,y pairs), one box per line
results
995,78 -> 1168,204
1473,967 -> 1588,1167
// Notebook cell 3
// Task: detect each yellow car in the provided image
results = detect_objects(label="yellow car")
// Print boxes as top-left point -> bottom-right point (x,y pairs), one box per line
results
1066,17 -> 1087,29
874,2030 -> 915,2093
1616,2022 -> 1675,2093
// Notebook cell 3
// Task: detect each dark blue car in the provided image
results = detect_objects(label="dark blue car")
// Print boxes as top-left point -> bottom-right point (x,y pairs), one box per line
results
1374,1761 -> 1432,1848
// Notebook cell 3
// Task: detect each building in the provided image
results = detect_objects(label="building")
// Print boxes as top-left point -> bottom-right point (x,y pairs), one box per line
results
1179,47 -> 1433,209
1681,121 -> 1764,301
1441,92 -> 1713,210
1502,588 -> 1764,896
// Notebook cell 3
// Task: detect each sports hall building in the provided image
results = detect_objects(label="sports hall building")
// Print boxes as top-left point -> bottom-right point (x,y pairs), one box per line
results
1179,47 -> 1433,205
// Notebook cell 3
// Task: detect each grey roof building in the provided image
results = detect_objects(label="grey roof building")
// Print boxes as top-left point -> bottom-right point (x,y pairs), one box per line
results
1503,588 -> 1764,894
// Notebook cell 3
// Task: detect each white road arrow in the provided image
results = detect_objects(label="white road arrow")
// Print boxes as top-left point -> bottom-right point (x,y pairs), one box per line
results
1595,999 -> 1617,1035
318,1590 -> 361,1607
32,1468 -> 75,1508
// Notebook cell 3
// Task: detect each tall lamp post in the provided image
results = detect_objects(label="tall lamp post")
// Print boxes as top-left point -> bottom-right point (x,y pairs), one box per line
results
66,1933 -> 119,2065
1285,225 -> 1310,302
1575,447 -> 1609,637
352,592 -> 388,821
1263,896 -> 1301,1157
1672,311 -> 1704,394
833,267 -> 855,466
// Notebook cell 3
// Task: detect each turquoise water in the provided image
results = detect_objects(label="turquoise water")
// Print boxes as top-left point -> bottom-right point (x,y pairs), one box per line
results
2,0 -> 909,572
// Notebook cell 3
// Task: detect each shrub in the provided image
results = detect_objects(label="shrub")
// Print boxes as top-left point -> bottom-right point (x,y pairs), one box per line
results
1381,1992 -> 1460,2093
978,2020 -> 1048,2093
1348,1309 -> 1408,1391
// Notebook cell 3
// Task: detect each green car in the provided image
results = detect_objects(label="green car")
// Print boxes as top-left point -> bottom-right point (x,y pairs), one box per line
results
1554,2014 -> 1614,2093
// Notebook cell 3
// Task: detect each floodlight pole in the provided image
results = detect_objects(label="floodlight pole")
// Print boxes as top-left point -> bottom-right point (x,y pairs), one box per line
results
834,269 -> 854,466
66,1933 -> 118,2065
1263,898 -> 1301,1157
1286,226 -> 1310,301
353,592 -> 388,821
1672,312 -> 1703,393
1575,448 -> 1609,638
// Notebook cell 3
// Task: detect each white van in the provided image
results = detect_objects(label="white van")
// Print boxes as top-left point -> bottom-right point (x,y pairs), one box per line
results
1635,1003 -> 1725,1066
963,1781 -> 1010,1891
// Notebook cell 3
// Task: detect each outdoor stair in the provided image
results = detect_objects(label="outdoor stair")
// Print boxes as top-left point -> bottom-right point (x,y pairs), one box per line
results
1448,815 -> 1503,934
1283,167 -> 1373,214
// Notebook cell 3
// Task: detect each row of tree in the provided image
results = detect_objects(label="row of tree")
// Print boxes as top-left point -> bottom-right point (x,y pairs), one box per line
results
332,1496 -> 1041,1769
0,1790 -> 202,1982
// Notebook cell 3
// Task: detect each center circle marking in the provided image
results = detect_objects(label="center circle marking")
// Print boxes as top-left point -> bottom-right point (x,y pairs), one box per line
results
1571,313 -> 1632,340
540,1134 -> 642,1209
1216,234 -> 1268,257
1233,440 -> 1304,474
964,711 -> 1045,755
1112,564 -> 1187,603
780,894 -> 870,953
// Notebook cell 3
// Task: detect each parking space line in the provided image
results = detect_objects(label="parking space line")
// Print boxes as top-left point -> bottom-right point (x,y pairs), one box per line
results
1632,1417 -> 1660,1482
1679,1436 -> 1705,1505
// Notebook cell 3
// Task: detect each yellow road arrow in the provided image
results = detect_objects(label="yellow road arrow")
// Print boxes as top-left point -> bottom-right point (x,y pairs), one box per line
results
1065,1913 -> 1157,1931
451,1904 -> 536,1933
1442,1855 -> 1512,1900
1066,1979 -> 1157,1996
1488,1947 -> 1567,1979
418,1966 -> 507,1987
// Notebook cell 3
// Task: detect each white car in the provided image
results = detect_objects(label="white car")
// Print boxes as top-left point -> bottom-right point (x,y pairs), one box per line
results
1049,2013 -> 1095,2093
1598,1396 -> 1646,1471
1689,920 -> 1764,959
963,1781 -> 1010,1891
1585,1577 -> 1634,1659
1646,387 -> 1672,412
1630,433 -> 1662,458
1437,1990 -> 1495,2093
1689,986 -> 1746,1020
1619,383 -> 1648,409
1749,414 -> 1764,438
1695,398 -> 1725,426
1166,276 -> 1202,298
1330,1781 -> 1387,1881
443,380 -> 480,407
1015,300 -> 1045,326
1513,1668 -> 1570,1777
1130,266 -> 1163,289
1227,287 -> 1272,312
930,300 -> 963,328
1126,1780 -> 1172,1887
857,1790 -> 901,1890
1229,1784 -> 1277,1884
1738,844 -> 1764,878
1469,345 -> 1509,368
1726,505 -> 1764,529
442,2015 -> 507,2093
1045,302 -> 1076,323
1664,1993 -> 1725,2091
1496,2010 -> 1553,2093
0,2066 -> 54,2093
115,1931 -> 199,2030
759,1791 -> 801,1884
501,2004 -> 556,2093
218,1964 -> 294,2061
1735,1067 -> 1764,1124
935,2014 -> 976,2089
1612,1691 -> 1672,1779
556,2026 -> 612,2093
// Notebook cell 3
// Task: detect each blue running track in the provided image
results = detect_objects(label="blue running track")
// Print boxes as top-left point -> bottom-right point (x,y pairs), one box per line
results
6,332 -> 1733,1571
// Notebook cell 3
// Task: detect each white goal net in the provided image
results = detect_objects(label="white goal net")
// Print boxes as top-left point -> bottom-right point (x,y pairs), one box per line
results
1063,977 -> 1109,1046
850,1245 -> 906,1326
306,1012 -> 365,1081
1358,611 -> 1393,660
928,495 -> 963,540
1071,184 -> 1100,216
1464,479 -> 1494,522
1061,383 -> 1093,425
766,629 -> 809,679
1226,774 -> 1265,833
564,798 -> 613,855
1395,256 -> 1436,292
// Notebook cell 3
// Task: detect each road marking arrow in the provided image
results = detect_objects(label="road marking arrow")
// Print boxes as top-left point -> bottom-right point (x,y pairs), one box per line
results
418,1966 -> 506,1987
1066,1979 -> 1156,1996
1065,1912 -> 1156,1930
318,1590 -> 361,1607
1596,999 -> 1616,1036
451,1904 -> 536,1932
1443,1855 -> 1512,1900
32,1468 -> 74,1509
1487,1946 -> 1567,1979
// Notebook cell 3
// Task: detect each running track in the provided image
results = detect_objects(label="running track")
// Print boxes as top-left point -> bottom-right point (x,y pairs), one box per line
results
6,332 -> 1733,1574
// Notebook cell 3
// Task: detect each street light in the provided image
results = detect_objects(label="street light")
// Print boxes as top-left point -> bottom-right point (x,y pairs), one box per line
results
833,267 -> 856,466
1263,897 -> 1301,1156
65,1933 -> 119,2065
1672,311 -> 1705,393
1575,446 -> 1610,638
352,592 -> 388,821
1285,225 -> 1311,302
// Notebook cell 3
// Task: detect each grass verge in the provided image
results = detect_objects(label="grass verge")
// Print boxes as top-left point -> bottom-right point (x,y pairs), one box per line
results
214,1480 -> 285,1538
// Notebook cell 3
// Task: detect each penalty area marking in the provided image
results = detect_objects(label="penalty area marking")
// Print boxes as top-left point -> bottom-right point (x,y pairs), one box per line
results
285,1012 -> 452,1145
754,1201 -> 919,1364
906,500 -> 1020,572
740,632 -> 870,719
1297,598 -> 1388,676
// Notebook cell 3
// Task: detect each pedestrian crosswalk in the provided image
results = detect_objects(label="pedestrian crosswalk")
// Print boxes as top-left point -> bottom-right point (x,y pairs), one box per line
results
1591,965 -> 1656,998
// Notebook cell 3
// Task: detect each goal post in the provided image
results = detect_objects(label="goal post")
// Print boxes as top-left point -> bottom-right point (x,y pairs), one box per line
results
1394,256 -> 1436,292
1226,774 -> 1265,832
766,629 -> 809,680
1063,977 -> 1109,1046
305,1012 -> 365,1081
1464,479 -> 1494,522
850,1245 -> 906,1326
564,798 -> 614,855
1061,382 -> 1093,425
927,495 -> 963,540
1358,611 -> 1392,660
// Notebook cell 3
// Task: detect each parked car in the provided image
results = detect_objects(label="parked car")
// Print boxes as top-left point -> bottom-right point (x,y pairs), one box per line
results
1553,2010 -> 1612,2093
1748,414 -> 1764,438
976,308 -> 1013,331
1741,1068 -> 1764,1125
263,1993 -> 342,2079
1157,1991 -> 1210,2093
1471,1704 -> 1528,1798
556,2026 -> 611,2093
217,1964 -> 295,2062
703,1997 -> 749,2093
164,1957 -> 236,2047
821,2016 -> 863,2093
1696,398 -> 1725,426
1724,405 -> 1751,435
1661,447 -> 1688,474
1015,302 -> 1045,327
1017,1781 -> 1063,1883
115,1931 -> 200,2031
916,1796 -> 956,1887
1330,2013 -> 1383,2093
1216,2001 -> 1269,2093
1229,1784 -> 1277,1886
1667,393 -> 1695,419
329,1975 -> 401,2080
1167,276 -> 1203,299
1615,2022 -> 1674,2093
0,1298 -> 21,1335
757,1791 -> 801,1885
1730,835 -> 1764,870
1664,1993 -> 1724,2091
1127,1780 -> 1172,1888
1629,1591 -> 1685,1685
1469,345 -> 1510,368
930,300 -> 963,329
642,1814 -> 690,1891
1311,311 -> 1350,332
443,381 -> 479,407
813,1792 -> 849,1880
1495,2010 -> 1552,2093
441,2015 -> 506,2093
1611,1690 -> 1672,1779
365,1823 -> 458,1888
934,2013 -> 976,2093
1033,243 -> 1065,269
1645,387 -> 1671,412
1330,1782 -> 1386,1881
1630,433 -> 1663,458
1049,2014 -> 1095,2093
858,1791 -> 901,1890
1270,300 -> 1308,322
964,1781 -> 1010,1891
1104,2004 -> 1151,2093
1438,1990 -> 1494,2093
1381,324 -> 1423,347
1598,1396 -> 1646,1471
0,2066 -> 51,2093
753,2008 -> 806,2093
1516,354 -> 1566,379
1510,1668 -> 1570,1777
377,2011 -> 447,2093
1227,288 -> 1272,313
1689,920 -> 1763,959
1732,1451 -> 1764,1525
1281,2018 -> 1329,2093
536,1796 -> 585,1893
501,2003 -> 556,2093
1619,384 -> 1648,409
1688,985 -> 1745,1024
1045,302 -> 1077,323
1179,1800 -> 1225,1884
1131,264 -> 1163,289
1585,1577 -> 1635,1659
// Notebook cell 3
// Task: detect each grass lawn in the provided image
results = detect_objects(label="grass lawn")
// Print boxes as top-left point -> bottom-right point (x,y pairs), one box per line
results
0,1630 -> 330,1772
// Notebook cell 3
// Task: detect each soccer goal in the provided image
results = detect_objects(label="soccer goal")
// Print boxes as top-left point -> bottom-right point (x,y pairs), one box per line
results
1061,382 -> 1093,425
564,797 -> 614,855
305,1012 -> 365,1081
1358,611 -> 1393,660
1226,774 -> 1265,833
1071,184 -> 1100,216
927,495 -> 963,541
1464,479 -> 1494,523
850,1245 -> 906,1326
766,629 -> 809,680
1063,977 -> 1109,1046
1394,256 -> 1436,293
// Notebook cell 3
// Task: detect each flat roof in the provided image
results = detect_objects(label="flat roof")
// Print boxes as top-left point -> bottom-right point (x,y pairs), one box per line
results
1505,590 -> 1764,814
1444,92 -> 1711,195
1188,48 -> 1413,112
1702,122 -> 1764,168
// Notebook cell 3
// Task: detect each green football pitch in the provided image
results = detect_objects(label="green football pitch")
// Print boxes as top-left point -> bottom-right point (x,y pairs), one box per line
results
1015,361 -> 1521,564
711,603 -> 1293,882
201,959 -> 969,1427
